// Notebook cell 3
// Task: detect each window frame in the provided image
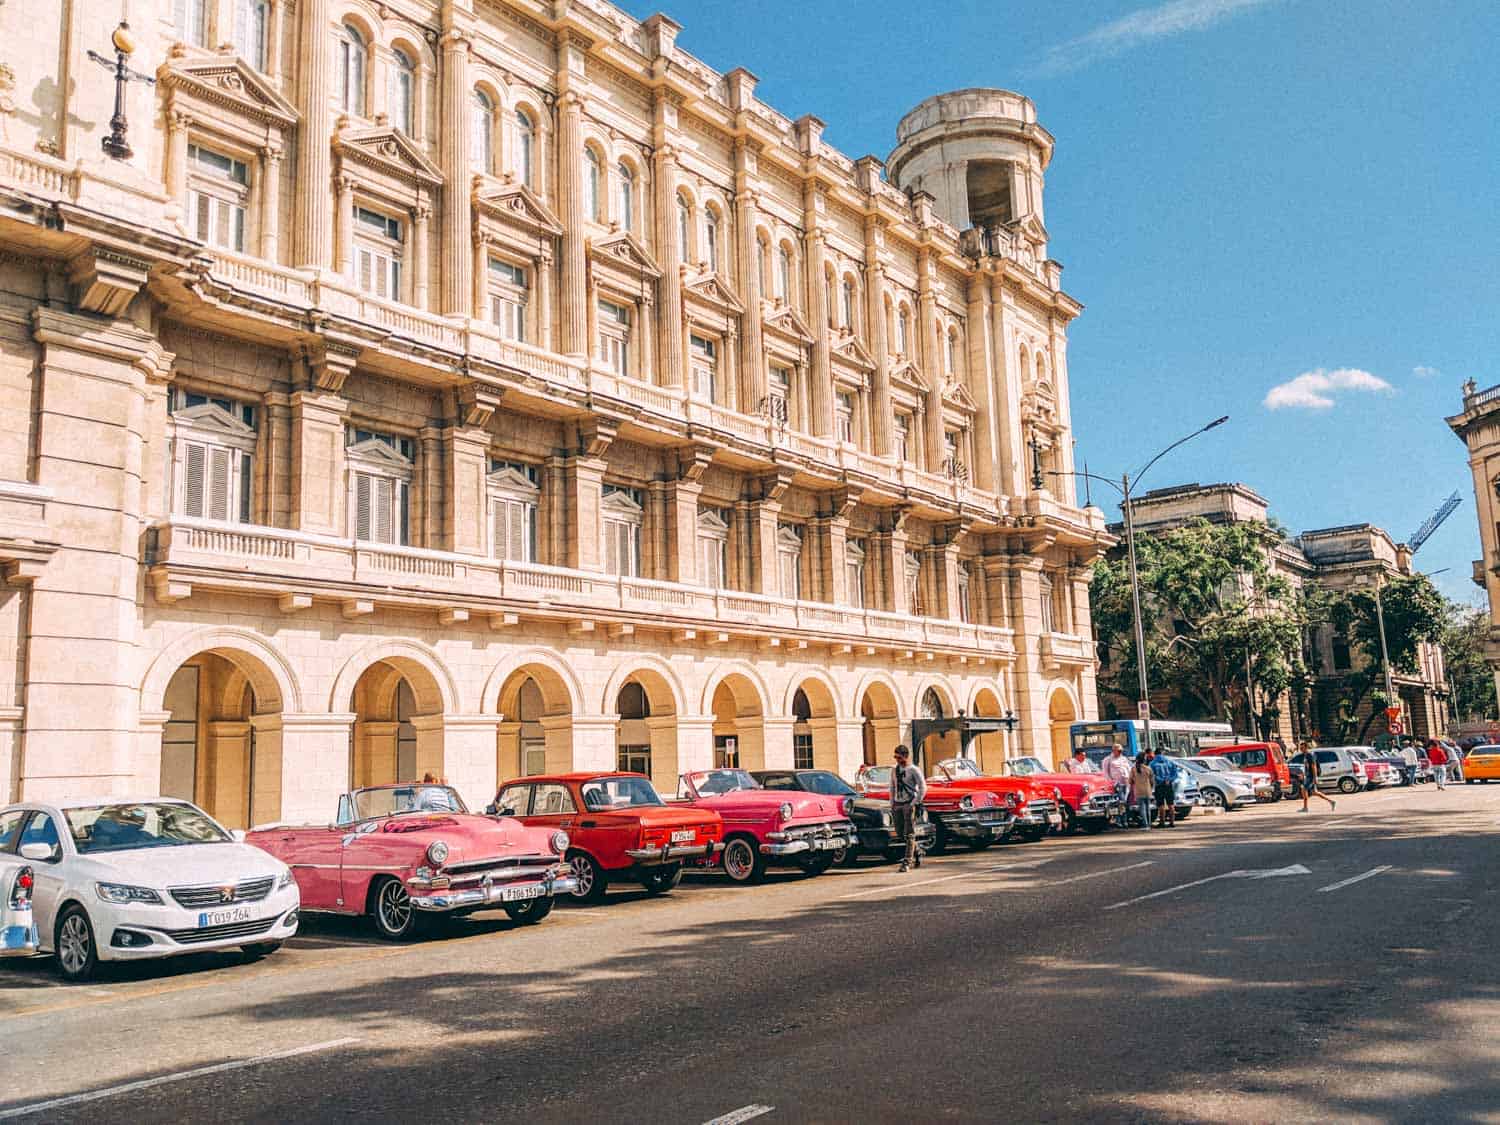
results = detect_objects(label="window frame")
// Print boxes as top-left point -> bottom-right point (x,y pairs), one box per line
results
234,0 -> 269,70
583,148 -> 604,223
352,203 -> 405,302
389,49 -> 416,136
616,162 -> 635,231
776,523 -> 804,601
487,461 -> 540,563
168,392 -> 259,525
337,22 -> 368,118
487,256 -> 529,342
596,297 -> 632,377
513,109 -> 535,187
602,485 -> 645,578
689,333 -> 718,402
186,142 -> 250,253
346,428 -> 414,547
697,507 -> 730,590
846,537 -> 867,610
471,89 -> 494,176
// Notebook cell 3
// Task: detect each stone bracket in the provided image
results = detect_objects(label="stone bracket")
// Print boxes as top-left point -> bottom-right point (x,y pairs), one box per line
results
68,249 -> 152,317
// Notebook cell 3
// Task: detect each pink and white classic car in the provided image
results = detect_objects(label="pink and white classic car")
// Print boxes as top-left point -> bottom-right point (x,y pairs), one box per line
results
671,769 -> 857,884
248,783 -> 575,940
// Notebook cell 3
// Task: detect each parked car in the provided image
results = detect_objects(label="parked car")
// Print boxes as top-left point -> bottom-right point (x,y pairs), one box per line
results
1462,744 -> 1500,784
997,755 -> 1121,834
853,765 -> 1014,853
671,770 -> 856,884
1179,756 -> 1259,809
1348,749 -> 1399,788
924,758 -> 1061,842
1,798 -> 298,981
0,853 -> 38,958
489,772 -> 722,903
1196,742 -> 1292,799
751,769 -> 934,863
249,782 -> 573,940
1289,748 -> 1367,794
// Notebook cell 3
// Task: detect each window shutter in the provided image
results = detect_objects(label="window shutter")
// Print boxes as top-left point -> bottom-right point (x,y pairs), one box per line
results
357,249 -> 372,292
239,452 -> 253,522
491,497 -> 506,558
511,501 -> 530,562
372,476 -> 393,543
183,443 -> 206,518
354,472 -> 372,540
605,520 -> 621,575
194,193 -> 211,242
390,260 -> 401,302
231,204 -> 245,253
207,446 -> 231,521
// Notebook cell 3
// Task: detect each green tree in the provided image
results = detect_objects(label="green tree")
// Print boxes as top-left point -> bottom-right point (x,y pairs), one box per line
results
1440,600 -> 1498,723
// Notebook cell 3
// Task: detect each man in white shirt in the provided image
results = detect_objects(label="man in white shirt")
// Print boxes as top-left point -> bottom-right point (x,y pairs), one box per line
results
1065,749 -> 1098,774
1398,741 -> 1420,786
1102,746 -> 1133,826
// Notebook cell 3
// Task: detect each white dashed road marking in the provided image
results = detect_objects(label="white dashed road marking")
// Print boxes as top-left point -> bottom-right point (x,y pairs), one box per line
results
702,1105 -> 775,1125
835,855 -> 1057,900
1317,865 -> 1393,893
1103,864 -> 1310,910
1046,861 -> 1153,886
0,1037 -> 362,1121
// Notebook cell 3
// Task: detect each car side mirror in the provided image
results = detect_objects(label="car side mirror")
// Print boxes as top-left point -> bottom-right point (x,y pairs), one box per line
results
19,842 -> 56,863
484,802 -> 498,815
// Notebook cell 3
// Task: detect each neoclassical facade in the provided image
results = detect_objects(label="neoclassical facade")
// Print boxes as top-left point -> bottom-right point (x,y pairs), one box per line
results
0,0 -> 1108,827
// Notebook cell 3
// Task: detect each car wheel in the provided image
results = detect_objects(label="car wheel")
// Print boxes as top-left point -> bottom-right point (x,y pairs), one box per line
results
371,877 -> 419,940
1466,778 -> 1475,785
832,844 -> 859,867
54,905 -> 98,983
567,852 -> 609,904
797,852 -> 836,876
240,942 -> 283,960
503,895 -> 555,924
1201,788 -> 1225,808
721,836 -> 766,884
1338,776 -> 1358,794
639,863 -> 683,895
1058,804 -> 1078,836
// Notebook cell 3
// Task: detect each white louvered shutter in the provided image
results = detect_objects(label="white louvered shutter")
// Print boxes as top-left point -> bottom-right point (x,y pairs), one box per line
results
372,476 -> 393,544
183,443 -> 206,518
510,501 -> 530,562
207,446 -> 231,522
605,520 -> 621,575
354,473 -> 372,540
491,497 -> 506,558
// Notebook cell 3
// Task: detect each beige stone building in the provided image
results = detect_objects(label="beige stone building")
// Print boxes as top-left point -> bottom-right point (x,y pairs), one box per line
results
0,0 -> 1109,827
1448,380 -> 1500,697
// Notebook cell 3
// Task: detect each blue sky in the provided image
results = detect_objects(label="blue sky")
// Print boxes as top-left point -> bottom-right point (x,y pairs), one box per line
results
616,0 -> 1500,603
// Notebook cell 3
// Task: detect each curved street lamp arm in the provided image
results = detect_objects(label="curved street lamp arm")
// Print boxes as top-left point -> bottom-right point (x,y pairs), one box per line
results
1131,415 -> 1230,492
1044,467 -> 1124,496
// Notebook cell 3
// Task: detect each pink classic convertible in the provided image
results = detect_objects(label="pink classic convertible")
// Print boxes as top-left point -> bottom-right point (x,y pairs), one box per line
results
671,769 -> 857,884
249,782 -> 575,939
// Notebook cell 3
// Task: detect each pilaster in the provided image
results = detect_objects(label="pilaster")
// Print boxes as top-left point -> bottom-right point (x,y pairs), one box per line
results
293,0 -> 334,269
289,389 -> 350,536
438,23 -> 474,314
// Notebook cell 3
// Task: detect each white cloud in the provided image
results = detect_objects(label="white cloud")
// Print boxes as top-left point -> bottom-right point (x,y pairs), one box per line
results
1413,365 -> 1440,379
1037,0 -> 1284,75
1262,368 -> 1394,411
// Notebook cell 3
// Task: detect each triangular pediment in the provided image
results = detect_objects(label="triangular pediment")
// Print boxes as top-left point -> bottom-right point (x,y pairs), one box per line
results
602,487 -> 645,516
473,179 -> 563,238
1015,213 -> 1049,243
347,437 -> 414,468
174,402 -> 257,441
158,54 -> 299,129
684,270 -> 744,314
776,525 -> 804,551
762,301 -> 814,344
943,378 -> 978,413
832,332 -> 876,370
890,359 -> 929,395
334,126 -> 444,188
697,508 -> 730,534
487,466 -> 541,495
589,231 -> 661,279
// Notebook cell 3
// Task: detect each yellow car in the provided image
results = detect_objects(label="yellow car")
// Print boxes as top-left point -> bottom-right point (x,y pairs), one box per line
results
1462,744 -> 1500,783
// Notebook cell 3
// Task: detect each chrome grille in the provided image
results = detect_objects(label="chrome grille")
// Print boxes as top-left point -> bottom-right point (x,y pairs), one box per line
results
169,876 -> 275,909
783,819 -> 855,840
444,853 -> 552,875
1026,798 -> 1057,817
165,916 -> 278,944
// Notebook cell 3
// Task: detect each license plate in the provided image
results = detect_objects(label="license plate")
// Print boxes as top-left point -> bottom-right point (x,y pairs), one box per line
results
671,829 -> 696,843
198,906 -> 252,928
814,837 -> 842,850
991,825 -> 1010,836
500,883 -> 544,903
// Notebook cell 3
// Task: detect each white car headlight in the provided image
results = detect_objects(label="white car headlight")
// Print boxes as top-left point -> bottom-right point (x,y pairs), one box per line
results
96,882 -> 163,905
426,840 -> 450,866
779,802 -> 794,821
550,830 -> 570,855
959,794 -> 975,811
277,867 -> 296,890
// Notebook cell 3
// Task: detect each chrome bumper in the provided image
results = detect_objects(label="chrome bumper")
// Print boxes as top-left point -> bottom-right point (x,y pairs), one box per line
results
410,875 -> 577,912
625,842 -> 724,863
761,833 -> 853,856
2,917 -> 37,957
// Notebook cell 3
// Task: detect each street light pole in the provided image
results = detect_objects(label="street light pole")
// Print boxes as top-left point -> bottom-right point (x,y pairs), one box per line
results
1370,573 -> 1395,702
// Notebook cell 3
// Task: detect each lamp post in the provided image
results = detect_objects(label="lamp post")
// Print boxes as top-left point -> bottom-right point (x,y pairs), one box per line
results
1362,570 -> 1396,706
1048,415 -> 1229,756
87,22 -> 155,161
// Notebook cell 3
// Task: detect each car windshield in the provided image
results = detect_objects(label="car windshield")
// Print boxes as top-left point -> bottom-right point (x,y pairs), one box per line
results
66,802 -> 230,853
859,766 -> 892,788
1004,757 -> 1047,776
688,770 -> 762,796
938,758 -> 984,780
796,771 -> 855,797
1474,746 -> 1500,755
351,785 -> 467,821
580,776 -> 663,809
1179,758 -> 1211,772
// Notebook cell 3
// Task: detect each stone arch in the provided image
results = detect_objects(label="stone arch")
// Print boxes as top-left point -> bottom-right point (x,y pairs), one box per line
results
484,649 -> 581,717
914,678 -> 961,765
601,656 -> 683,717
330,639 -> 456,716
141,627 -> 300,716
606,658 -> 686,791
702,663 -> 770,772
970,684 -> 1009,773
856,673 -> 903,766
699,661 -> 772,717
1048,683 -> 1081,767
488,653 -> 580,783
338,643 -> 454,791
786,672 -> 841,772
333,4 -> 380,55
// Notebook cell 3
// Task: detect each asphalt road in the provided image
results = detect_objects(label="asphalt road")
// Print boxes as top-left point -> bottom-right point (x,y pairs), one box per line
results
2,780 -> 1497,1124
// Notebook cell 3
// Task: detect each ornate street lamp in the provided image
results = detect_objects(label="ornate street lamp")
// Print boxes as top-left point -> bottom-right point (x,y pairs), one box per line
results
87,21 -> 156,161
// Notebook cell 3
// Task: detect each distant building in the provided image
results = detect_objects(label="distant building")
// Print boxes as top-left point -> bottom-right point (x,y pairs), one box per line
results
1103,482 -> 1449,744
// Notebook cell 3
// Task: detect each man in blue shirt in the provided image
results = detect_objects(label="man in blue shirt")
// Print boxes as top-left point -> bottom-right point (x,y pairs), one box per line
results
1148,749 -> 1180,828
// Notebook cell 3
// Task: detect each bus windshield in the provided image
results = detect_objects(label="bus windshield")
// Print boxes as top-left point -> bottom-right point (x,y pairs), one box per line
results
1071,719 -> 1236,766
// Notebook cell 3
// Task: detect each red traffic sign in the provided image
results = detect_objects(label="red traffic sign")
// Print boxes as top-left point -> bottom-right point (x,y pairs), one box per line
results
1384,706 -> 1402,721
1388,719 -> 1404,735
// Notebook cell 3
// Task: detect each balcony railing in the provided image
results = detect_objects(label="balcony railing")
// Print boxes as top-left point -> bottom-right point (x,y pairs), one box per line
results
1464,382 -> 1500,412
150,516 -> 1021,657
1039,631 -> 1094,667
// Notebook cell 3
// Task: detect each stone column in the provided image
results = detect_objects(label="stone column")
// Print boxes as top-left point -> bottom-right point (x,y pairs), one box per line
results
982,557 -> 1011,629
333,174 -> 355,276
564,455 -> 608,570
965,273 -> 999,492
266,0 -> 284,82
415,426 -> 443,549
289,388 -> 350,536
749,497 -> 783,595
165,109 -> 191,203
438,25 -> 474,315
759,716 -> 794,770
989,275 -> 1023,497
876,510 -> 911,615
1048,319 -> 1078,505
260,145 -> 283,263
538,246 -> 555,351
471,232 -> 490,320
805,227 -> 832,436
1008,557 -> 1051,760
438,715 -> 500,811
917,250 -> 944,472
569,715 -> 618,773
664,479 -> 703,584
673,715 -> 716,776
293,0 -> 334,270
248,713 -> 284,826
736,170 -> 765,411
261,392 -> 293,527
131,712 -> 170,801
652,132 -> 685,385
835,717 -> 866,780
557,90 -> 589,356
412,202 -> 431,310
445,423 -> 492,557
278,714 -> 356,824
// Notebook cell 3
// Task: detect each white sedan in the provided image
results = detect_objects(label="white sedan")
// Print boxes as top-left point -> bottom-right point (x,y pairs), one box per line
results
1,798 -> 299,982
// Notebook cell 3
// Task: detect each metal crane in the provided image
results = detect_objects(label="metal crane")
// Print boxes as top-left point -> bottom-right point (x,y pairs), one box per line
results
1407,491 -> 1462,555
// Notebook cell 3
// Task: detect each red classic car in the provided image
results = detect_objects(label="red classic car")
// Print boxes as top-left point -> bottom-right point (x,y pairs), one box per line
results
998,755 -> 1122,834
488,772 -> 723,904
671,769 -> 857,884
926,757 -> 1061,843
853,765 -> 1015,852
248,782 -> 574,940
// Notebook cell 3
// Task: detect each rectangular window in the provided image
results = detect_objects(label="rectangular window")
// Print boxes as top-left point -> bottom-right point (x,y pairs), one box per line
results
793,732 -> 814,771
174,0 -> 208,46
894,413 -> 910,464
490,495 -> 537,562
767,366 -> 791,425
171,390 -> 258,524
846,540 -> 866,609
234,0 -> 268,69
957,563 -> 972,623
1039,575 -> 1056,633
617,745 -> 652,775
905,551 -> 923,616
352,471 -> 409,545
488,258 -> 528,342
603,485 -> 643,578
353,206 -> 403,301
698,509 -> 729,590
777,525 -> 803,601
187,144 -> 249,253
835,392 -> 855,445
690,334 -> 717,402
597,299 -> 631,376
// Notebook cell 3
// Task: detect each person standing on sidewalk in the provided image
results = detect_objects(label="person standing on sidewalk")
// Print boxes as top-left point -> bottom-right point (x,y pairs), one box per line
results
1399,740 -> 1421,786
1130,752 -> 1156,830
890,745 -> 927,872
1149,748 -> 1180,827
1103,745 -> 1133,827
1428,740 -> 1449,789
1297,743 -> 1337,812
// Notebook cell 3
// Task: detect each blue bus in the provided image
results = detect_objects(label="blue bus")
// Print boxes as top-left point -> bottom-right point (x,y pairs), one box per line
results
1070,719 -> 1236,764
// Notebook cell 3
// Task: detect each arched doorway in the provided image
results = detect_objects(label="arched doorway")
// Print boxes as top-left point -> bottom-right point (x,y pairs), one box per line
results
612,669 -> 679,790
859,679 -> 901,766
915,686 -> 959,765
159,651 -> 278,830
710,673 -> 765,771
1048,687 -> 1078,767
789,678 -> 838,771
350,659 -> 445,787
495,664 -> 574,781
971,687 -> 1007,773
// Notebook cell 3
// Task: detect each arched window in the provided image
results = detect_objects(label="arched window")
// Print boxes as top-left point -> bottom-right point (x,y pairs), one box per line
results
583,148 -> 603,222
513,109 -> 535,186
756,236 -> 769,295
897,307 -> 910,355
390,50 -> 415,135
920,687 -> 945,720
337,23 -> 367,117
676,196 -> 693,262
470,90 -> 493,175
616,162 -> 634,230
777,245 -> 793,303
946,330 -> 959,376
233,0 -> 268,69
704,209 -> 720,271
841,279 -> 856,332
824,272 -> 835,328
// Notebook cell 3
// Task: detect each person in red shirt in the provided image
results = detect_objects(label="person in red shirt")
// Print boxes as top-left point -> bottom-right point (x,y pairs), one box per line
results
1427,740 -> 1449,790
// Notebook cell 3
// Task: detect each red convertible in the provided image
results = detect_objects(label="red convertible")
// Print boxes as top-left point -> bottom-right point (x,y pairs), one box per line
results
248,782 -> 574,940
488,772 -> 723,904
926,757 -> 1061,843
998,755 -> 1122,834
853,765 -> 1016,852
672,769 -> 856,884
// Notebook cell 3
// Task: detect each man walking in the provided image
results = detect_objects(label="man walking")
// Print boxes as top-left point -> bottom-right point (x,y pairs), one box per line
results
1297,742 -> 1336,812
1066,748 -> 1099,774
1399,740 -> 1421,786
1149,748 -> 1180,828
1103,745 -> 1133,827
1428,740 -> 1449,789
890,745 -> 927,872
